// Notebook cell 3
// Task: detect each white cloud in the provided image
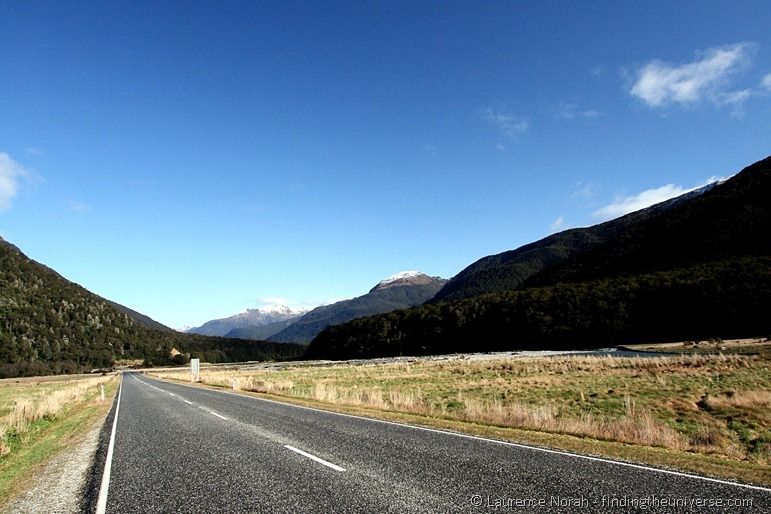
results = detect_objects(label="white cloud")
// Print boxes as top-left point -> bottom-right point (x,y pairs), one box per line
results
256,296 -> 295,309
761,72 -> 771,92
629,43 -> 754,108
553,103 -> 603,120
0,152 -> 30,211
549,216 -> 567,232
255,296 -> 332,312
719,88 -> 753,106
571,182 -> 596,200
593,176 -> 728,221
67,200 -> 90,214
718,88 -> 754,116
482,108 -> 529,140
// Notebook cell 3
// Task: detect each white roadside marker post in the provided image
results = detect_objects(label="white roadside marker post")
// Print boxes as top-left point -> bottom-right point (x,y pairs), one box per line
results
190,358 -> 200,383
100,384 -> 105,402
232,378 -> 236,391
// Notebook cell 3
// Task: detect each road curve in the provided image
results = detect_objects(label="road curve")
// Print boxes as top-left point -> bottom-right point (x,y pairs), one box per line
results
95,372 -> 770,513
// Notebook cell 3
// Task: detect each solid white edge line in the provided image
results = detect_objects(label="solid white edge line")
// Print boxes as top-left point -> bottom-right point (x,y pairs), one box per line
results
284,444 -> 346,472
210,411 -> 228,420
260,393 -> 771,493
95,373 -> 123,514
144,375 -> 771,493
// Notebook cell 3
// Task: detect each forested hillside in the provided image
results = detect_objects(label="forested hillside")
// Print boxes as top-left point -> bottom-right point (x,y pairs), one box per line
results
0,237 -> 304,377
307,156 -> 771,359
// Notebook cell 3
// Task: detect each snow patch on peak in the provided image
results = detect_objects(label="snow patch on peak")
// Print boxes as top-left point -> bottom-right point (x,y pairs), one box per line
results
247,305 -> 295,316
377,271 -> 424,287
186,305 -> 308,337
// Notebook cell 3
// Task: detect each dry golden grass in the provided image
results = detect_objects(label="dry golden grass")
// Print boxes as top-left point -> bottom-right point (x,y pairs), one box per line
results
154,352 -> 770,464
707,390 -> 771,409
0,375 -> 114,456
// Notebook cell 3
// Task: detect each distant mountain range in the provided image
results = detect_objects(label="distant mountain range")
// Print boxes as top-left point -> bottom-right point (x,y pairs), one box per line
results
307,155 -> 771,359
184,272 -> 447,344
186,306 -> 306,337
268,272 -> 447,343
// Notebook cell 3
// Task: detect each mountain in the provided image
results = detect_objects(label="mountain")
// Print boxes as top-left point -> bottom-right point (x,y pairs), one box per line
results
0,237 -> 305,377
187,306 -> 305,337
269,272 -> 447,344
371,270 -> 439,290
306,155 -> 771,360
105,300 -> 173,332
433,182 -> 720,303
224,318 -> 297,340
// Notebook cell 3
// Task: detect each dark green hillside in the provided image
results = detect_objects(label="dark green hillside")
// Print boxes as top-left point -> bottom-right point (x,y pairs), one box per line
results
173,334 -> 306,364
525,156 -> 771,287
106,300 -> 172,332
307,156 -> 771,359
0,237 -> 304,377
432,229 -> 605,301
433,179 -> 721,302
307,256 -> 771,359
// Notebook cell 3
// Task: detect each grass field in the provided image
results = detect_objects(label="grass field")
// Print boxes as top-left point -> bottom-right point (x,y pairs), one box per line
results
0,373 -> 117,505
153,344 -> 771,486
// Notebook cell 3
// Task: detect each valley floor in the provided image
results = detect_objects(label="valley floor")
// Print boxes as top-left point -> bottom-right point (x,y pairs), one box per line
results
153,339 -> 771,487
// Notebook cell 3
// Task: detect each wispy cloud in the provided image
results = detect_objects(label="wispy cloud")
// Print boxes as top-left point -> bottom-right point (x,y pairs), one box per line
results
552,103 -> 603,120
593,176 -> 727,221
571,182 -> 596,200
482,108 -> 529,141
761,72 -> 771,92
0,152 -> 31,211
628,43 -> 755,108
67,199 -> 90,214
549,216 -> 567,232
256,296 -> 333,312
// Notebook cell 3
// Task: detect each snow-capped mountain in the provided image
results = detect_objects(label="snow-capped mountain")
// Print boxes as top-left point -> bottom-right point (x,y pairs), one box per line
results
269,271 -> 447,344
371,271 -> 439,292
186,305 -> 307,337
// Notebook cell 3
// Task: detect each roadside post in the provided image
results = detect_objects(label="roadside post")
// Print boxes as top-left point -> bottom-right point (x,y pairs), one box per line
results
191,358 -> 200,382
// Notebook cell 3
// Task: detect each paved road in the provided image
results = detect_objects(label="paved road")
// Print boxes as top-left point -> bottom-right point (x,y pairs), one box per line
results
98,372 -> 770,513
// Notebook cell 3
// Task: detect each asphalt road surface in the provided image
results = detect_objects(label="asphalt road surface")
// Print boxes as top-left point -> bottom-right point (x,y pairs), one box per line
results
95,372 -> 770,513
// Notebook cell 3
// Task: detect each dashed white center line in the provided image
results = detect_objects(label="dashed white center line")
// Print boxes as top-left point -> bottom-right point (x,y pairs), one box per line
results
183,399 -> 193,405
210,411 -> 228,420
284,445 -> 346,472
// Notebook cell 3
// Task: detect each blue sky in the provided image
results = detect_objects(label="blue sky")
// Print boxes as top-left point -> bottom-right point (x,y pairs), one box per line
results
2,1 -> 770,328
